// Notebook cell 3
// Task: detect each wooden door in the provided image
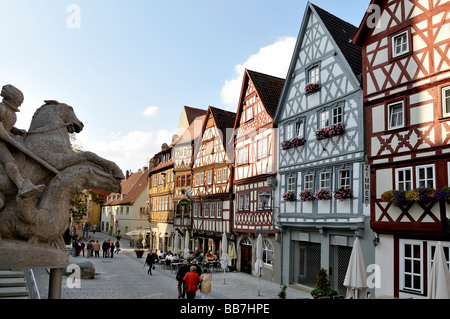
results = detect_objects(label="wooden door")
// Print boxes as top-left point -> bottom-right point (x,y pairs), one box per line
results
240,244 -> 252,274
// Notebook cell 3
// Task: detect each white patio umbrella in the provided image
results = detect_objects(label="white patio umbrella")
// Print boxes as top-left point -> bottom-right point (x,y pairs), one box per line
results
173,232 -> 179,255
220,232 -> 231,284
343,237 -> 368,299
427,242 -> 450,299
183,231 -> 190,259
141,231 -> 146,249
254,234 -> 264,296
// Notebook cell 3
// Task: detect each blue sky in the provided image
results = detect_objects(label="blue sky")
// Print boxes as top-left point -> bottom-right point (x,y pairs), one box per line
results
0,0 -> 370,173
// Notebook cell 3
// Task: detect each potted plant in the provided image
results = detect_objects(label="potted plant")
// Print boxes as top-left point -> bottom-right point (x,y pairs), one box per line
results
299,189 -> 314,202
134,233 -> 144,258
280,137 -> 306,150
283,191 -> 296,202
314,188 -> 331,201
310,268 -> 337,299
333,187 -> 353,202
315,123 -> 346,140
305,82 -> 320,95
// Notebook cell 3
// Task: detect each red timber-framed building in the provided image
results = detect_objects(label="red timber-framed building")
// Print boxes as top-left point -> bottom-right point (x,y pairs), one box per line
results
191,106 -> 236,257
353,0 -> 450,298
232,69 -> 284,281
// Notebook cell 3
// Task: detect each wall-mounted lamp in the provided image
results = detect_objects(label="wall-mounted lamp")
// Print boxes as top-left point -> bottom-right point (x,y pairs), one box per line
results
373,234 -> 380,247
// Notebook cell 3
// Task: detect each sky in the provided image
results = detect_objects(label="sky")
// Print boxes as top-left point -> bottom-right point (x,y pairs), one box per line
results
0,0 -> 370,174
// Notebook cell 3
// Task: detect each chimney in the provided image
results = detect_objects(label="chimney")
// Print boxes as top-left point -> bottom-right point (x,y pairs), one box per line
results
148,158 -> 156,170
125,170 -> 130,180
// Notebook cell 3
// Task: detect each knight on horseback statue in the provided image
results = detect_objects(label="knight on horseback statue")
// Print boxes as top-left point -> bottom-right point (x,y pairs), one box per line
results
0,84 -> 45,208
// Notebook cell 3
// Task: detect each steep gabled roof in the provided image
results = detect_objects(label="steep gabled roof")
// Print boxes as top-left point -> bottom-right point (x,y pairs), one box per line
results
311,4 -> 362,77
104,168 -> 149,206
352,0 -> 385,46
247,69 -> 285,119
172,115 -> 206,146
209,106 -> 236,146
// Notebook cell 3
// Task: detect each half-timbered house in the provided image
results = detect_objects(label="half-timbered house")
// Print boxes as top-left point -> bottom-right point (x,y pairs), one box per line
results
147,143 -> 175,253
353,0 -> 450,298
172,113 -> 206,254
191,106 -> 236,256
273,3 -> 375,295
232,69 -> 284,282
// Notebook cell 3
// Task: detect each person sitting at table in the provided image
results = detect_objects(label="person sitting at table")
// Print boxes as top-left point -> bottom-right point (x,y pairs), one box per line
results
205,250 -> 215,261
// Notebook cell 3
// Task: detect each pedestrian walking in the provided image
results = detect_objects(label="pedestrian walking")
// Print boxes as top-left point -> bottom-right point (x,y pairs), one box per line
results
93,240 -> 100,257
80,241 -> 85,257
115,239 -> 120,254
110,241 -> 115,258
144,249 -> 157,275
86,240 -> 93,258
199,268 -> 212,299
183,266 -> 200,300
189,259 -> 203,276
176,260 -> 190,298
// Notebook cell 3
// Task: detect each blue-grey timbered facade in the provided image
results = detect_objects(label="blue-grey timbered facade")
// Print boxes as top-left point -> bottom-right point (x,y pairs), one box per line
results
273,3 -> 374,295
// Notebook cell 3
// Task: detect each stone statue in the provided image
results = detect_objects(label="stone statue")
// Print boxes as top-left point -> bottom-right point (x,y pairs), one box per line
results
0,85 -> 124,269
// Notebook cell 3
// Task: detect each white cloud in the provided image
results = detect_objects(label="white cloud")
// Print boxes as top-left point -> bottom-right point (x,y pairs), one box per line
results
76,128 -> 175,173
142,106 -> 158,117
220,37 -> 296,109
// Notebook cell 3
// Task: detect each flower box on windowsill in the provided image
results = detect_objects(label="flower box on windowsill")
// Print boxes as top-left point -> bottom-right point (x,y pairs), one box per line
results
333,187 -> 353,202
315,189 -> 331,201
299,190 -> 314,202
315,123 -> 346,140
280,137 -> 306,150
283,191 -> 296,202
381,187 -> 449,206
305,82 -> 321,95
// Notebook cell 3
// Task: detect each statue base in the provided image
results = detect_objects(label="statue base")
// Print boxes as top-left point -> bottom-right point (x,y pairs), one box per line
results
0,239 -> 69,270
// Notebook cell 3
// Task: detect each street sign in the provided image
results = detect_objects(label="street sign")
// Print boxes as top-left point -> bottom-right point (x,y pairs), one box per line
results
178,199 -> 190,207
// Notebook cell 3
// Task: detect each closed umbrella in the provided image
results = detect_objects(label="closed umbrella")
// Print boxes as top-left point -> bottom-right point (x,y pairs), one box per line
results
173,232 -> 179,255
427,242 -> 450,299
220,232 -> 230,284
343,237 -> 368,299
254,234 -> 264,296
183,231 -> 190,259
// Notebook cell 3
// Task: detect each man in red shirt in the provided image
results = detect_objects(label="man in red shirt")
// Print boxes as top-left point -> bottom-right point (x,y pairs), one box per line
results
183,266 -> 200,299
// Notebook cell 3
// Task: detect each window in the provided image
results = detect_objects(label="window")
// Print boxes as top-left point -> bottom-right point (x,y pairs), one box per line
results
186,174 -> 192,187
304,174 -> 314,192
388,101 -> 404,130
309,66 -> 319,84
245,106 -> 253,121
296,120 -> 304,137
217,202 -> 222,218
200,172 -> 204,186
285,123 -> 294,140
193,203 -> 198,217
207,170 -> 212,185
217,169 -> 222,184
210,203 -> 215,218
287,176 -> 296,192
320,111 -> 330,129
338,170 -> 350,188
181,175 -> 186,187
204,203 -> 209,218
262,240 -> 274,265
238,147 -> 249,164
238,194 -> 244,211
332,105 -> 343,125
396,167 -> 412,191
257,138 -> 268,160
198,203 -> 203,217
194,174 -> 199,186
428,242 -> 450,278
176,176 -> 181,187
443,87 -> 450,117
320,172 -> 330,189
400,240 -> 423,293
258,191 -> 271,210
392,30 -> 409,58
222,167 -> 227,183
416,165 -> 435,188
244,194 -> 250,210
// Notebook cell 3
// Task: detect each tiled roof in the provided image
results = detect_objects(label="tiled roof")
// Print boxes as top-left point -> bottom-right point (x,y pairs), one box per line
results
184,106 -> 207,125
209,106 -> 236,146
246,69 -> 285,119
311,3 -> 362,76
104,168 -> 149,206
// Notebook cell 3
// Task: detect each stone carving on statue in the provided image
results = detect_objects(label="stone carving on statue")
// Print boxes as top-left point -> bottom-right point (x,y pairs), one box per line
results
0,84 -> 124,269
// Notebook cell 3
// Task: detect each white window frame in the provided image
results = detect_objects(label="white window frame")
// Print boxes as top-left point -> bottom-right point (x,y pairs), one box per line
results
296,120 -> 304,138
262,240 -> 274,265
217,169 -> 222,184
200,172 -> 204,186
217,202 -> 222,218
320,111 -> 330,129
285,123 -> 294,140
204,203 -> 209,218
304,174 -> 314,192
238,194 -> 244,211
396,167 -> 413,191
388,101 -> 404,130
309,66 -> 319,84
392,30 -> 410,58
287,176 -> 296,192
222,167 -> 227,183
207,170 -> 212,185
427,241 -> 450,280
258,191 -> 271,210
399,239 -> 423,294
210,202 -> 215,218
244,194 -> 250,211
332,105 -> 343,125
320,172 -> 330,189
338,169 -> 351,189
416,164 -> 435,189
443,86 -> 450,117
245,106 -> 253,121
257,138 -> 268,160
